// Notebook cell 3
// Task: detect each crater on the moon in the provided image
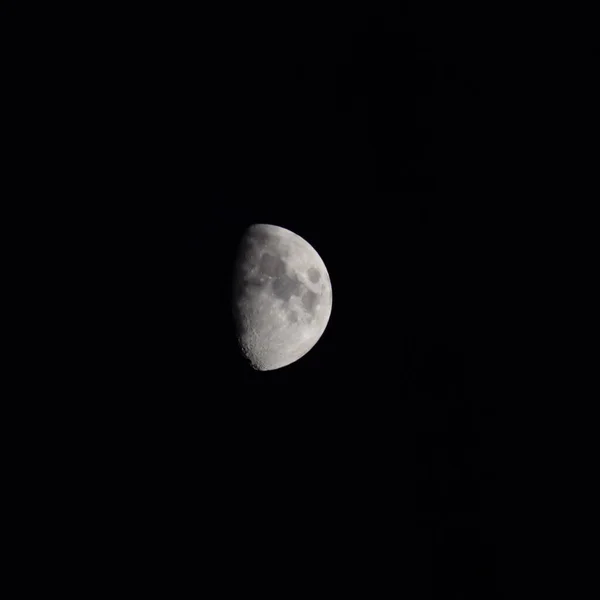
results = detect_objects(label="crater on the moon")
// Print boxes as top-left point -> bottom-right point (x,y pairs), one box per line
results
307,267 -> 321,283
288,310 -> 298,323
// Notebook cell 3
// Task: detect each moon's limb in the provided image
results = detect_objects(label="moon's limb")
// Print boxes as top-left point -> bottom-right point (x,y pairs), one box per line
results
232,223 -> 333,371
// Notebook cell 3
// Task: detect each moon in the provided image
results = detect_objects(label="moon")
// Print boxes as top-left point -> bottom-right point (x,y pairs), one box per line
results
232,223 -> 333,371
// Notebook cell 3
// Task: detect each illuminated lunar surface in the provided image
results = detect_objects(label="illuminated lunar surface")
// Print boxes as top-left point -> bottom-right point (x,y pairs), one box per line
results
232,223 -> 333,371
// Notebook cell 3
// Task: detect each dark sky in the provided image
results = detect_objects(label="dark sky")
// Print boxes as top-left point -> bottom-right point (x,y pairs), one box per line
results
71,7 -> 497,597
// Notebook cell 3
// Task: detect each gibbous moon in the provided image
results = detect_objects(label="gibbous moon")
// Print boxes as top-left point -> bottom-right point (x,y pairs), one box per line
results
232,223 -> 333,371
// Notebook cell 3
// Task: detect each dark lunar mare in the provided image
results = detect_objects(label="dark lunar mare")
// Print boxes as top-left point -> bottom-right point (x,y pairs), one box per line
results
259,253 -> 286,278
248,228 -> 271,248
307,267 -> 321,283
302,289 -> 318,314
272,273 -> 303,302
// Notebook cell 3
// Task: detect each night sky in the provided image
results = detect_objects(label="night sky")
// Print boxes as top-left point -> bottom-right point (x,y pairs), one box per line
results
68,7 -> 497,597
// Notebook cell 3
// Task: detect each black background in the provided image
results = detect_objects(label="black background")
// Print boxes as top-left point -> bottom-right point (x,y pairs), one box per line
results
25,6 -> 498,597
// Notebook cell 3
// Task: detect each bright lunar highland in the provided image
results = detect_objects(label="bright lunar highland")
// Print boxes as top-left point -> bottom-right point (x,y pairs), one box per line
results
232,224 -> 333,371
